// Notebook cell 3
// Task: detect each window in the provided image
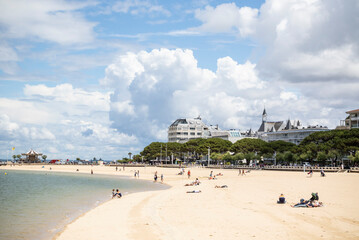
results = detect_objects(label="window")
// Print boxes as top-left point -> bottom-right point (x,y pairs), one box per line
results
190,127 -> 195,130
190,133 -> 195,135
184,132 -> 188,135
197,133 -> 202,135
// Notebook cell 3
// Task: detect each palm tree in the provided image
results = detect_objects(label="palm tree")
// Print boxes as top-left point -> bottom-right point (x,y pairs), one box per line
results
42,155 -> 47,162
128,152 -> 132,160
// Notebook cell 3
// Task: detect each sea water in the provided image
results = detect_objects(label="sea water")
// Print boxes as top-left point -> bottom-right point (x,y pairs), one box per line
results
0,169 -> 168,240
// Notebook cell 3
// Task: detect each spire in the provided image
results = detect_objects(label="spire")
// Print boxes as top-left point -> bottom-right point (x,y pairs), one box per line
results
262,107 -> 267,122
285,119 -> 292,130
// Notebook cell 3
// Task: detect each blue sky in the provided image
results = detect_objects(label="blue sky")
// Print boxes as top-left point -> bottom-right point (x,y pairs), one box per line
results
0,0 -> 358,160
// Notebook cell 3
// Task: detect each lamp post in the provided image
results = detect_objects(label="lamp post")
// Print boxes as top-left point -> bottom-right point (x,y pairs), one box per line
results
160,144 -> 162,164
208,146 -> 211,167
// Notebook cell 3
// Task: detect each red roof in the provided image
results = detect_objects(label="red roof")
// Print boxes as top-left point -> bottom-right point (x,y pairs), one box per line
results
346,109 -> 359,114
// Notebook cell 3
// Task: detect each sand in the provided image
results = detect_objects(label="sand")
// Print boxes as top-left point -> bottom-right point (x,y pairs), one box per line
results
2,164 -> 359,240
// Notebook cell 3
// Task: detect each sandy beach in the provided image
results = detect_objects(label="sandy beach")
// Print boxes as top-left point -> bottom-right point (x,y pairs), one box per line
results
2,164 -> 359,240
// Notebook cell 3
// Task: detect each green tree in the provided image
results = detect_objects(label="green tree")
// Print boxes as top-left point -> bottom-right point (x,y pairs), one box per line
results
316,151 -> 327,166
42,155 -> 47,162
268,140 -> 295,153
12,155 -> 16,161
348,151 -> 359,166
230,138 -> 268,154
283,151 -> 293,163
244,152 -> 256,165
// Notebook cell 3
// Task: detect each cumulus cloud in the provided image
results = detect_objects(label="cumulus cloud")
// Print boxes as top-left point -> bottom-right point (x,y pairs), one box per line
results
101,48 -> 266,140
0,83 -> 137,160
193,3 -> 258,37
192,0 -> 359,83
0,0 -> 97,45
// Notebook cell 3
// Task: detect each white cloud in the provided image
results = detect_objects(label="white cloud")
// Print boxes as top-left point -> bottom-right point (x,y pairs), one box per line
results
0,83 -> 137,159
0,0 -> 97,45
0,114 -> 19,139
102,48 -> 265,140
280,91 -> 297,101
191,1 -> 359,83
193,3 -> 258,37
112,0 -> 170,17
0,42 -> 19,74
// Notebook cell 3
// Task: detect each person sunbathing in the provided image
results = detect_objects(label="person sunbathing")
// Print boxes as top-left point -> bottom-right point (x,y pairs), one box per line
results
291,198 -> 309,207
184,183 -> 195,186
215,185 -> 228,188
187,190 -> 201,193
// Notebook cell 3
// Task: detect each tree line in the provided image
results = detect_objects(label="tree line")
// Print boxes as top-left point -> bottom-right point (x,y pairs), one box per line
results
126,129 -> 359,166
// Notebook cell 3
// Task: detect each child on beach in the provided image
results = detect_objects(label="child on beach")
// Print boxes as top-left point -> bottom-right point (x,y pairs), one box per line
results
115,189 -> 122,198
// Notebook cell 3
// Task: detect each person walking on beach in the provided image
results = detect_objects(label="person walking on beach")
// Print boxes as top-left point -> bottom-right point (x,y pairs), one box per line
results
161,174 -> 164,183
116,166 -> 118,171
137,170 -> 139,178
210,170 -> 213,178
154,171 -> 158,182
187,170 -> 191,179
91,169 -> 93,174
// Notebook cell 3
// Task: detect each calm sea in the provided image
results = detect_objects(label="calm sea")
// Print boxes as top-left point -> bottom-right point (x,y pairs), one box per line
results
0,169 -> 168,240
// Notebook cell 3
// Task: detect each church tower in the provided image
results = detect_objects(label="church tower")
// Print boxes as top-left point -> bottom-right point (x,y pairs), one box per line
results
262,108 -> 267,122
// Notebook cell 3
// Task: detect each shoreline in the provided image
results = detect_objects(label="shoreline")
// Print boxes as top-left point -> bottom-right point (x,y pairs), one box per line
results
0,165 -> 169,240
2,165 -> 359,240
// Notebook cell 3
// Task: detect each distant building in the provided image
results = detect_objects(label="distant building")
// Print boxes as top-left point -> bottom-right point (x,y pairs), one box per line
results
168,116 -> 256,143
337,109 -> 359,130
258,108 -> 329,145
21,149 -> 42,163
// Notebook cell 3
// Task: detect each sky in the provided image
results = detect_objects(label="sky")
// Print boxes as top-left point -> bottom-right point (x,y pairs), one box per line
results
0,0 -> 358,160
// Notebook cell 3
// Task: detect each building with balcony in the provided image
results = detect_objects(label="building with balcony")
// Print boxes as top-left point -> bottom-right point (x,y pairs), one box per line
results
258,108 -> 329,144
337,109 -> 359,130
168,117 -> 256,143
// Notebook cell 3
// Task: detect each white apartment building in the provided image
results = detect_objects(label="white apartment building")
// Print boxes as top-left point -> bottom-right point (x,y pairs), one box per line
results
168,117 -> 256,143
168,117 -> 208,143
337,108 -> 359,129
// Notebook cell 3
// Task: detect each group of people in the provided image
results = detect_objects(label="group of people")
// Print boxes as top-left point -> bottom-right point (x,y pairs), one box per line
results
184,178 -> 200,186
238,169 -> 251,176
307,169 -> 326,177
277,192 -> 323,208
134,170 -> 140,178
154,171 -> 164,183
112,189 -> 122,198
